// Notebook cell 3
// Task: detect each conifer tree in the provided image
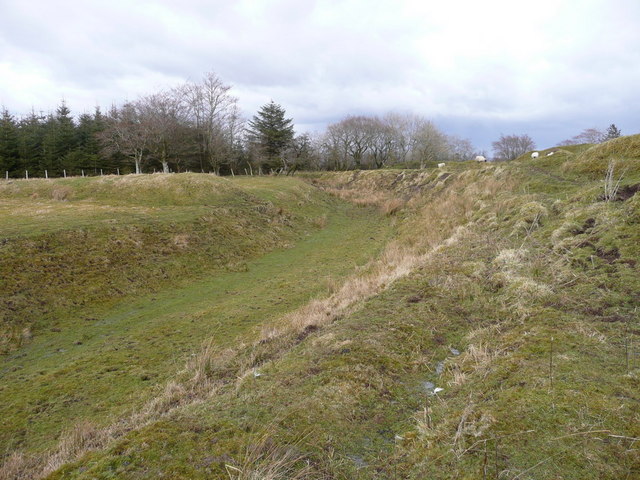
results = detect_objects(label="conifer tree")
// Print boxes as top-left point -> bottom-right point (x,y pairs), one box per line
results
0,108 -> 20,175
41,101 -> 77,175
19,110 -> 46,174
55,101 -> 77,161
247,101 -> 294,170
73,108 -> 106,174
41,113 -> 59,175
604,124 -> 621,141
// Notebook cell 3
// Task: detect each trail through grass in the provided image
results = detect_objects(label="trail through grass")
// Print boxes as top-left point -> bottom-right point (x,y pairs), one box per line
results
0,177 -> 392,459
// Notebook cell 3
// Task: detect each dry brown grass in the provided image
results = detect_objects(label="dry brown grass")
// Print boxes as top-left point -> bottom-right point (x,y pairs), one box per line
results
0,421 -> 108,480
444,342 -> 504,391
172,233 -> 191,248
0,339 -> 226,480
50,186 -> 73,201
225,434 -> 319,480
323,187 -> 391,210
0,453 -> 31,480
380,197 -> 405,216
258,228 -> 469,347
311,214 -> 327,229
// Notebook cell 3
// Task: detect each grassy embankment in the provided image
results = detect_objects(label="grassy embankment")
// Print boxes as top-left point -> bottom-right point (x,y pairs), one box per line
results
0,174 -> 393,477
3,134 -> 640,479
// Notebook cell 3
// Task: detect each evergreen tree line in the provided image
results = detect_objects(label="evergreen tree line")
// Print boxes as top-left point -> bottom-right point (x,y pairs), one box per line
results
0,103 -> 108,178
0,72 -> 484,178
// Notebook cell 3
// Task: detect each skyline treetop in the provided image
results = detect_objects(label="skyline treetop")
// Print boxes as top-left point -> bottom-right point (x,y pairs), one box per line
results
246,100 -> 295,166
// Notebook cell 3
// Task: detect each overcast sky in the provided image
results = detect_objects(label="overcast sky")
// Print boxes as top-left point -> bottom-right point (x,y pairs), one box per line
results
1,0 -> 638,152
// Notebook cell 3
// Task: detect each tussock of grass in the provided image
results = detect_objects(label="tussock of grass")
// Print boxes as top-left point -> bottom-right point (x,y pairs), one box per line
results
225,434 -> 319,480
380,197 -> 405,216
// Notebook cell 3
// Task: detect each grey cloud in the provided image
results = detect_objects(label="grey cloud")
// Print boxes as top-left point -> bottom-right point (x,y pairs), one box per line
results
0,0 -> 638,150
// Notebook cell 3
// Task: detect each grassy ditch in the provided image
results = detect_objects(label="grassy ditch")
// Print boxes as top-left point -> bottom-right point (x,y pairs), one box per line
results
3,134 -> 640,479
1,173 -> 329,353
0,173 -> 393,474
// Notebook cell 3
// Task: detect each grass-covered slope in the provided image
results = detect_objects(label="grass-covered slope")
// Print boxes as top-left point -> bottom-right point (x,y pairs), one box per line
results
0,173 -> 394,475
515,134 -> 640,181
3,134 -> 640,479
0,173 -> 328,354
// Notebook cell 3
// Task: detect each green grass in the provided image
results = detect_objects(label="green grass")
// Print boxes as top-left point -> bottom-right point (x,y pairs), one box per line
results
1,198 -> 391,455
1,173 -> 393,458
1,173 -> 332,353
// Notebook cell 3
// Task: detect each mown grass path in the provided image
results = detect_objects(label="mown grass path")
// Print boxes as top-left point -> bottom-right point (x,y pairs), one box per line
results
1,193 -> 392,457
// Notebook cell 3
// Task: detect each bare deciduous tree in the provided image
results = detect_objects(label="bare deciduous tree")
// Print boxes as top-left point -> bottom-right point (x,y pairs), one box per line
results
412,120 -> 450,168
367,117 -> 396,168
322,113 -> 460,169
341,115 -> 373,169
100,103 -> 150,174
559,127 -> 605,146
180,72 -> 241,174
491,134 -> 535,161
446,134 -> 476,161
323,123 -> 351,170
138,91 -> 189,173
381,112 -> 418,164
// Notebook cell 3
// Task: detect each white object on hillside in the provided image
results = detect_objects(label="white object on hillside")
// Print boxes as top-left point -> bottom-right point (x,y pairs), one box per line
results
531,152 -> 539,159
433,387 -> 444,395
547,151 -> 555,156
475,155 -> 486,162
438,163 -> 446,168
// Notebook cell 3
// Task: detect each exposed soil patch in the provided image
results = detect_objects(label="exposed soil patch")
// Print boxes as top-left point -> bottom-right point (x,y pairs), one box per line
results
571,218 -> 596,235
595,246 -> 620,263
406,294 -> 424,304
296,324 -> 320,343
616,183 -> 640,201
